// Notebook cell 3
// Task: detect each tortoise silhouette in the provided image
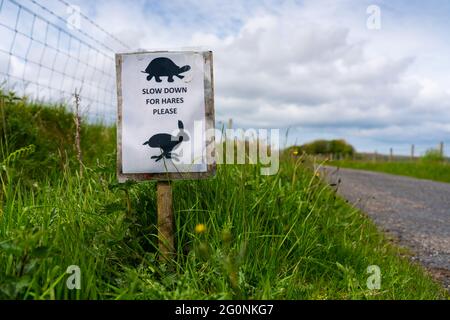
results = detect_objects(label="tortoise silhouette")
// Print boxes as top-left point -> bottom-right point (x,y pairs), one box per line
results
143,120 -> 189,162
142,57 -> 191,83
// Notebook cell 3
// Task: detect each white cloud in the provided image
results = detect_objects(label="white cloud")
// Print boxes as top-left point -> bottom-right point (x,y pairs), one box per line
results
91,0 -> 450,153
3,0 -> 450,154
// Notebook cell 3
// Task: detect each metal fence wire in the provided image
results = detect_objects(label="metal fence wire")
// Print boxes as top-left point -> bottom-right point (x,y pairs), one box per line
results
0,0 -> 130,122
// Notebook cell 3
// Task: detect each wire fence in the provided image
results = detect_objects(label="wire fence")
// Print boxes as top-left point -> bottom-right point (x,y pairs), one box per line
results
0,0 -> 130,122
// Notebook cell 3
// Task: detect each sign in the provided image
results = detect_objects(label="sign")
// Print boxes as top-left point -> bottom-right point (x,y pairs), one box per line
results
116,50 -> 215,182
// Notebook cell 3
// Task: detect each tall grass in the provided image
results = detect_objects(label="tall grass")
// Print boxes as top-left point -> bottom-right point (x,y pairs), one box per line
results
332,159 -> 450,184
0,96 -> 446,299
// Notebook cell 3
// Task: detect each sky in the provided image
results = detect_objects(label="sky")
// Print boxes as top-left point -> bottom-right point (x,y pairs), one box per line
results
3,0 -> 450,155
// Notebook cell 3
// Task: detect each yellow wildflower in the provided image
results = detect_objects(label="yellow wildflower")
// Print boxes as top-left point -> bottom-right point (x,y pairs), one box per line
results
195,224 -> 207,234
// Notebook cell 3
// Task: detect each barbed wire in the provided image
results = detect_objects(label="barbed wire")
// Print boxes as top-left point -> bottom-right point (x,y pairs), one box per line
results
0,0 -> 131,122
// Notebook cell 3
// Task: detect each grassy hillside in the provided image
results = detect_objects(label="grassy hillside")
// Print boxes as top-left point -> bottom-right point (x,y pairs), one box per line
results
0,92 -> 115,182
0,95 -> 446,299
331,160 -> 450,184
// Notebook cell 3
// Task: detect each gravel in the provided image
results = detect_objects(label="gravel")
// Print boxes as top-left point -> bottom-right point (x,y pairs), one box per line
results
321,166 -> 450,291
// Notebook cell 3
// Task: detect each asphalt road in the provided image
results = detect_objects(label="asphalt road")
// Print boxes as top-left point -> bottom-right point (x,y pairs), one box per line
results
321,166 -> 450,290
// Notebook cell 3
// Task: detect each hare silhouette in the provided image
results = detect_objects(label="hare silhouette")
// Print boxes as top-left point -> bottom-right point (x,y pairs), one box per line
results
143,120 -> 189,162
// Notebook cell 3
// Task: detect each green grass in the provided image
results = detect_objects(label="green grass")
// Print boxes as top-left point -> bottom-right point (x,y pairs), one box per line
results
331,160 -> 450,184
0,95 -> 447,299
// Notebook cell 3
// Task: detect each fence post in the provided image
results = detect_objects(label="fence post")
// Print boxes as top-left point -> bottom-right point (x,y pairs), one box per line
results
439,141 -> 444,157
389,148 -> 393,162
157,181 -> 175,261
73,91 -> 83,178
411,144 -> 415,161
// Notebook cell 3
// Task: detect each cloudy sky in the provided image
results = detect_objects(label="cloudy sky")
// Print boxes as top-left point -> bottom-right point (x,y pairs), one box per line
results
5,0 -> 450,155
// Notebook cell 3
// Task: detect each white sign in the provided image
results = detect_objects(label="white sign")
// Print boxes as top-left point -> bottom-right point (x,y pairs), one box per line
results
116,51 -> 215,181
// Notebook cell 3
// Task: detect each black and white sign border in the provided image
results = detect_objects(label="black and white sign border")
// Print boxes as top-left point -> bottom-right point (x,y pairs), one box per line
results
115,50 -> 216,182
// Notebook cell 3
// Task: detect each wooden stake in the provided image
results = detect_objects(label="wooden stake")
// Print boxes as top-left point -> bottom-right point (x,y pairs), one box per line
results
157,181 -> 175,261
73,91 -> 83,178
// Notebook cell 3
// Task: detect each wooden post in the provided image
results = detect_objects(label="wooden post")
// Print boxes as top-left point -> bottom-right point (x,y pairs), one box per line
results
73,91 -> 83,178
411,144 -> 415,161
157,181 -> 175,261
389,148 -> 393,162
439,141 -> 444,157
